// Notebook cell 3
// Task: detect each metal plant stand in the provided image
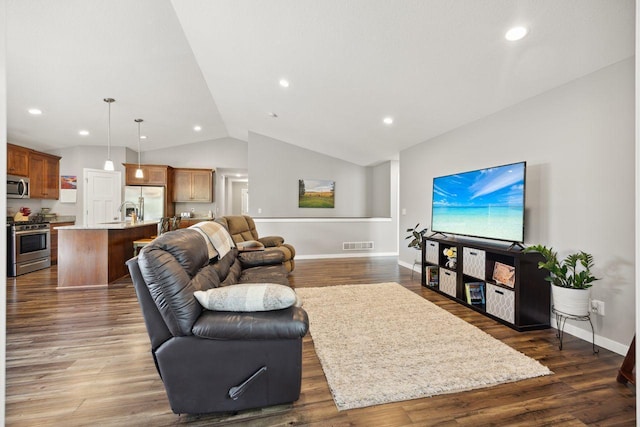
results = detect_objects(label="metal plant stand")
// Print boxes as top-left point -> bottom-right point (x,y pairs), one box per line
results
411,258 -> 420,279
552,306 -> 598,354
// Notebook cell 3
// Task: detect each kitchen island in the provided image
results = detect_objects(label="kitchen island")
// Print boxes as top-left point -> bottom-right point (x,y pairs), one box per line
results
56,220 -> 158,289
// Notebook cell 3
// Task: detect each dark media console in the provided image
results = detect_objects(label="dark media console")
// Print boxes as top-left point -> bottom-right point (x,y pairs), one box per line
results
421,235 -> 550,331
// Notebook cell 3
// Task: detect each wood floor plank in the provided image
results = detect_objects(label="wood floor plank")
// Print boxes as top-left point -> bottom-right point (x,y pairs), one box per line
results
5,257 -> 635,426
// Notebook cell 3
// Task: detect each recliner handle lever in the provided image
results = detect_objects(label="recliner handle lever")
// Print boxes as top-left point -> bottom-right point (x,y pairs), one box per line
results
228,366 -> 267,400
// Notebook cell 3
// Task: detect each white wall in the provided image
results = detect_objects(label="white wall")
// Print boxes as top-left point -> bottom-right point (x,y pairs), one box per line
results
635,4 -> 639,419
142,137 -> 248,169
251,153 -> 399,257
400,58 -> 635,354
248,132 -> 371,217
248,132 -> 398,257
1,1 -> 7,423
368,161 -> 393,217
231,180 -> 248,214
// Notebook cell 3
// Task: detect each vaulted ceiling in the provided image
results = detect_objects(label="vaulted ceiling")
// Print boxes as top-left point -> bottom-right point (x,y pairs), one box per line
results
6,0 -> 635,166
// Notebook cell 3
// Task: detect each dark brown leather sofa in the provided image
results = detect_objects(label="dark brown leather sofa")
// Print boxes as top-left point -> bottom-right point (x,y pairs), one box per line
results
216,215 -> 296,273
126,228 -> 308,415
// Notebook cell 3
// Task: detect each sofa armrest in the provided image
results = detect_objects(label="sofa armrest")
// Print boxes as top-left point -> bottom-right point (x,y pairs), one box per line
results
239,250 -> 285,268
258,236 -> 285,247
192,307 -> 309,340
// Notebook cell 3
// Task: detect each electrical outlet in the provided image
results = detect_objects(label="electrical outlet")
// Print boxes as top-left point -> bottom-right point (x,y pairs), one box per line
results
590,299 -> 605,316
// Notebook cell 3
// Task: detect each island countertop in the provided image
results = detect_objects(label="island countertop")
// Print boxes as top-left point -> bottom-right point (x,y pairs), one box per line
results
55,220 -> 159,230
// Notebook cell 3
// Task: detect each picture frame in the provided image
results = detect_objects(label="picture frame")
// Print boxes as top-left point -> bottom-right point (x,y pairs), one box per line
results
492,262 -> 516,288
298,179 -> 335,208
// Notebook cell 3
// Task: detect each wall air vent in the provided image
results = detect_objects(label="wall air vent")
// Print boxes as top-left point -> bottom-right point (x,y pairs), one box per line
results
342,241 -> 374,251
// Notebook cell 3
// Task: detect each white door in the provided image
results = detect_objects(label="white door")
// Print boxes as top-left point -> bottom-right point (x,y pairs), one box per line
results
83,169 -> 121,226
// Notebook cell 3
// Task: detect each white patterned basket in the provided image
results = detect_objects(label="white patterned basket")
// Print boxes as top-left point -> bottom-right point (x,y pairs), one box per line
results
486,283 -> 515,324
462,247 -> 485,280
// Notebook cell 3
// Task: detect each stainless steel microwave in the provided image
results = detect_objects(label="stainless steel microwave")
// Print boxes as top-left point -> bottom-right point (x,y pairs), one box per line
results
7,175 -> 30,199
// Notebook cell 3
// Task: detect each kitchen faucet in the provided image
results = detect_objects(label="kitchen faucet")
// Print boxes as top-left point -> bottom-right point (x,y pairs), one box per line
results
117,200 -> 138,221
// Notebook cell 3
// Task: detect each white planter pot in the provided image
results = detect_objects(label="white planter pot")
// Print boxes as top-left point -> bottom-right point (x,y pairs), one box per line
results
552,285 -> 591,317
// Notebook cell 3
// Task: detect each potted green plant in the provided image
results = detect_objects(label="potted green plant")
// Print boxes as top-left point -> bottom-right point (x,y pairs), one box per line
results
406,223 -> 428,279
525,244 -> 599,316
405,223 -> 428,252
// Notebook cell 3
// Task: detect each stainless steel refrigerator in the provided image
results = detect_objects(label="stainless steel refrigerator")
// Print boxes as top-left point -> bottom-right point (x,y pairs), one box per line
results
124,186 -> 165,220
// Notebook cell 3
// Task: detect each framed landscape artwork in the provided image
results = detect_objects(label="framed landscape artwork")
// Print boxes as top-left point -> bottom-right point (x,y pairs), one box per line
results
299,179 -> 335,208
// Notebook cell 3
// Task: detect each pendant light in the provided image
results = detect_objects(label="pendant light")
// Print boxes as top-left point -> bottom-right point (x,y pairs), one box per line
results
134,119 -> 144,178
103,98 -> 115,171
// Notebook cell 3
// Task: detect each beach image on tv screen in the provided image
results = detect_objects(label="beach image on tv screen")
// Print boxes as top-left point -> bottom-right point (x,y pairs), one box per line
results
432,162 -> 525,242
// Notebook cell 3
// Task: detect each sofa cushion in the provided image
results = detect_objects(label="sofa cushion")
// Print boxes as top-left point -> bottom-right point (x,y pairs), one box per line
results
192,307 -> 309,340
258,236 -> 285,247
240,264 -> 289,287
238,250 -> 284,268
236,240 -> 265,251
194,283 -> 297,312
215,216 -> 259,242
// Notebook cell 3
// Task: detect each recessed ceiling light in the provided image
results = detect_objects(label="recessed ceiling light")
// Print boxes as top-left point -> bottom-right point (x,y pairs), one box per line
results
383,117 -> 394,125
279,79 -> 290,88
505,26 -> 528,41
140,135 -> 147,140
78,130 -> 90,136
28,108 -> 42,115
193,125 -> 202,131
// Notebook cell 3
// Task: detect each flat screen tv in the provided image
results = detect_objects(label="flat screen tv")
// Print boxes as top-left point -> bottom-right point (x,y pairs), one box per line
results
431,161 -> 526,243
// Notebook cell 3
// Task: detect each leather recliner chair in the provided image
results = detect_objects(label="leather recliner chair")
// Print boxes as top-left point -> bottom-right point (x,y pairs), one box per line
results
216,215 -> 296,273
127,228 -> 308,414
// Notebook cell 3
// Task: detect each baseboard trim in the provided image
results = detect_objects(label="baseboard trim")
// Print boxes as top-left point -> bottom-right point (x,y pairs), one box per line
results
550,318 -> 629,356
397,260 -> 629,356
297,252 -> 398,260
398,260 -> 420,271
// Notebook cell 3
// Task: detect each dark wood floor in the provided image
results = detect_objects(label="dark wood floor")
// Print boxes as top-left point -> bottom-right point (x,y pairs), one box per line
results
6,257 -> 636,426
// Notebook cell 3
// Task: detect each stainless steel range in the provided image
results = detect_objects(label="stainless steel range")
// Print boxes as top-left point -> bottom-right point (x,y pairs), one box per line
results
7,220 -> 51,277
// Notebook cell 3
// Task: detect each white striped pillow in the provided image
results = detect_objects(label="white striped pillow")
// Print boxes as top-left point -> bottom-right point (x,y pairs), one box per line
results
194,283 -> 299,312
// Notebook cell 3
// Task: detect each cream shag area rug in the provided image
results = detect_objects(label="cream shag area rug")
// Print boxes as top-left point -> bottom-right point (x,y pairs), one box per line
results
296,282 -> 552,411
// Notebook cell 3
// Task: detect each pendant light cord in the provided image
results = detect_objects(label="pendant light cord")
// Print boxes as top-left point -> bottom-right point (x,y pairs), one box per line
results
137,120 -> 141,167
135,119 -> 143,168
107,102 -> 111,159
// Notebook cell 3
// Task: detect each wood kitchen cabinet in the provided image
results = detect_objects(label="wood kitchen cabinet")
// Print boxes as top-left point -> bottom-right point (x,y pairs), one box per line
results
7,143 -> 30,176
173,168 -> 213,202
29,151 -> 61,199
123,163 -> 173,186
8,143 -> 62,199
50,221 -> 75,265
